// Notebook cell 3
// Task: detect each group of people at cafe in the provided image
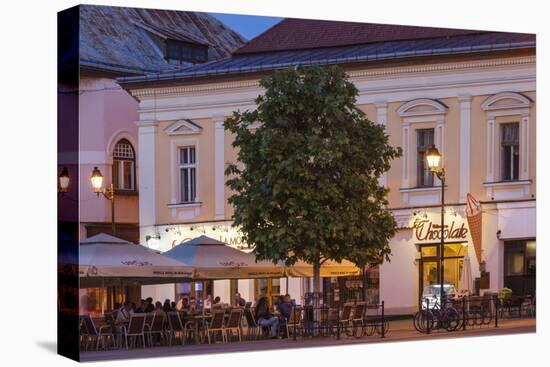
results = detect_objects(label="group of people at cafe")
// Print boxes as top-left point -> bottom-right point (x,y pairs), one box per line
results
112,292 -> 297,339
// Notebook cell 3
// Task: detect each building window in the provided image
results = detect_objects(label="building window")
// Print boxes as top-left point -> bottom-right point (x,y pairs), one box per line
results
165,40 -> 208,64
416,128 -> 435,187
504,240 -> 536,296
112,139 -> 135,191
179,147 -> 197,203
501,123 -> 520,181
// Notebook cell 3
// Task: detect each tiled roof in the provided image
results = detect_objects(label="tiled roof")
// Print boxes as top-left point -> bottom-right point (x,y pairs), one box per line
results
79,5 -> 246,74
235,18 -> 489,54
118,30 -> 535,85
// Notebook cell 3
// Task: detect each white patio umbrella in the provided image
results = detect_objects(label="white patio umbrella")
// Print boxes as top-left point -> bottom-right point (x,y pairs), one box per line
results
79,233 -> 195,288
460,254 -> 473,294
162,235 -> 285,279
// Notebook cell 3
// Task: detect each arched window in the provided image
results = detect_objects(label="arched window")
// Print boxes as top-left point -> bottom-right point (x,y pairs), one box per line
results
112,139 -> 135,191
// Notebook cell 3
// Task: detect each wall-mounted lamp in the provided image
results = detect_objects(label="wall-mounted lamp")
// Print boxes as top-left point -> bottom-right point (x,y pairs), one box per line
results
90,167 -> 116,234
58,167 -> 70,195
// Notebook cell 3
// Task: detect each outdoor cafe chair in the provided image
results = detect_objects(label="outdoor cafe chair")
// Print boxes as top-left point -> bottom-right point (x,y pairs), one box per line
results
224,309 -> 244,342
245,301 -> 252,309
211,304 -> 224,313
318,306 -> 332,336
79,316 -> 88,349
286,307 -> 303,339
81,314 -> 115,351
145,313 -> 166,346
338,303 -> 354,336
121,313 -> 147,349
145,313 -> 154,328
166,311 -> 188,346
350,302 -> 367,337
206,311 -> 226,344
244,308 -> 260,340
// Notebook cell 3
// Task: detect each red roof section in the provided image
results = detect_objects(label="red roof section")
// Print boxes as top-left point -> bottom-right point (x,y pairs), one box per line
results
235,18 -> 488,55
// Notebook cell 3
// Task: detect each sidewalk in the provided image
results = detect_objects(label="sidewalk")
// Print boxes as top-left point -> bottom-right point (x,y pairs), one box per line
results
80,317 -> 536,362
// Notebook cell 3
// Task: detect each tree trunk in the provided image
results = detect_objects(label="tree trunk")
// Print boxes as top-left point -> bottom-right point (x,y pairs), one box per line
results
312,253 -> 321,308
361,263 -> 368,302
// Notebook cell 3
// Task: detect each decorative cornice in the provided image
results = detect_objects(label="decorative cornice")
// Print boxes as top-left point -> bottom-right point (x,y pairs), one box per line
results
348,55 -> 536,79
128,56 -> 535,98
131,80 -> 260,97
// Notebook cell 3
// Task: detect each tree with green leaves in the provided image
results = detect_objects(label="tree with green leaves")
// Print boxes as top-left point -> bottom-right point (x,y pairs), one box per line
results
224,66 -> 402,300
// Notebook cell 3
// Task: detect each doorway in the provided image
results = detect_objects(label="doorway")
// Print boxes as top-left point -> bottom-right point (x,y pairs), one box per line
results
418,242 -> 468,301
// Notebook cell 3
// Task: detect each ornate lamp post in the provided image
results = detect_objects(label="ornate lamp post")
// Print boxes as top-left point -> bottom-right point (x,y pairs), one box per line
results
90,166 -> 116,235
58,167 -> 70,195
425,145 -> 445,302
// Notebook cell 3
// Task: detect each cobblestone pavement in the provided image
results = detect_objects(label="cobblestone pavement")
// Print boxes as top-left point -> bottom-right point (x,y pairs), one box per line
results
80,317 -> 535,362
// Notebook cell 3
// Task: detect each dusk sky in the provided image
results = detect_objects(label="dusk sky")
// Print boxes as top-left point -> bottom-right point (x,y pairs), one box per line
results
210,13 -> 282,40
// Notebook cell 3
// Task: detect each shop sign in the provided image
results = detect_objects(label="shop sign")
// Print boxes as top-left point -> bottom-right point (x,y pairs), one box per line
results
413,218 -> 468,242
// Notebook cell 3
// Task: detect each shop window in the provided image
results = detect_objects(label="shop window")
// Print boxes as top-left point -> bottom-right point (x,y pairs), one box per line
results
179,146 -> 197,203
112,139 -> 136,191
416,128 -> 435,187
500,123 -> 520,181
504,240 -> 536,296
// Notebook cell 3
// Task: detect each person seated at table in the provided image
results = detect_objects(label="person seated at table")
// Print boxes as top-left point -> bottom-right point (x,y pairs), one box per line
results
154,301 -> 166,316
234,292 -> 246,308
135,299 -> 146,313
176,295 -> 188,311
213,296 -> 221,305
145,297 -> 155,313
171,301 -> 177,310
116,302 -> 134,325
163,299 -> 172,313
278,295 -> 293,320
255,296 -> 279,339
204,294 -> 213,309
189,296 -> 197,312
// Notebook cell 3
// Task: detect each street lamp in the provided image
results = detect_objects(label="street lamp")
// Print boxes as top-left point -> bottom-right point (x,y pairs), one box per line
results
425,144 -> 446,303
58,167 -> 70,195
90,166 -> 116,235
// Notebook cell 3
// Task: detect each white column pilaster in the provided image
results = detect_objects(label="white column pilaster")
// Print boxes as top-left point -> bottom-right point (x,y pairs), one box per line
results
520,113 -> 530,180
459,94 -> 472,202
486,117 -> 495,183
375,101 -> 388,187
137,120 -> 158,242
214,114 -> 226,220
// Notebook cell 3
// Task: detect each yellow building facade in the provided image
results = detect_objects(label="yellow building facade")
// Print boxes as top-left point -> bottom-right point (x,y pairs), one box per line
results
121,41 -> 536,314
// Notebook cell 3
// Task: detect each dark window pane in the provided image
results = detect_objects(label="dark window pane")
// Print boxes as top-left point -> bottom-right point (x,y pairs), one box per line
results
190,147 -> 196,164
123,161 -> 133,190
167,42 -> 180,60
190,167 -> 196,201
417,128 -> 435,187
501,123 -> 520,181
183,47 -> 192,62
112,160 -> 120,189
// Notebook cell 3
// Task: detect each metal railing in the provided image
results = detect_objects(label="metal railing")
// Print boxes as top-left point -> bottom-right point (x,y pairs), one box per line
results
413,293 -> 535,334
288,300 -> 386,341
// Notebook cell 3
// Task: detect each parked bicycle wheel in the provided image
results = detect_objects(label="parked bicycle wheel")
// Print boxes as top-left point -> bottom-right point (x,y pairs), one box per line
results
413,310 -> 434,333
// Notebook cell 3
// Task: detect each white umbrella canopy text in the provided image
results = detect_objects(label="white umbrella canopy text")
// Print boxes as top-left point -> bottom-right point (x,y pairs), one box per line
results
162,235 -> 285,279
79,233 -> 195,288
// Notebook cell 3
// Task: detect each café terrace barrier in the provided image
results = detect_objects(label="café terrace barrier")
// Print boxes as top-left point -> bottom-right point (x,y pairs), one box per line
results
289,293 -> 387,341
413,294 -> 535,334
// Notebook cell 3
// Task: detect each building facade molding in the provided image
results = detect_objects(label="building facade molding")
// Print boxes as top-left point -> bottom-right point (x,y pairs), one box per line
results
164,119 -> 203,136
128,56 -> 535,98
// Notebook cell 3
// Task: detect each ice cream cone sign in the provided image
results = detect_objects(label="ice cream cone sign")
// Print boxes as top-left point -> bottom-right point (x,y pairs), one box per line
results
465,193 -> 483,264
